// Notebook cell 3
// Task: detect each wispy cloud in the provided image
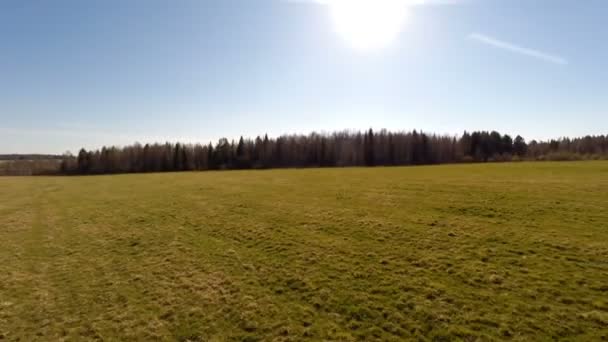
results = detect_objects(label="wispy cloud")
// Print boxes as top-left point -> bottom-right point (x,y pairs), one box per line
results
468,33 -> 568,66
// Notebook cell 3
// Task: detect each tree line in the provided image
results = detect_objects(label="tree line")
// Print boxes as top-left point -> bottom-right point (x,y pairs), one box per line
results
0,154 -> 62,161
54,130 -> 608,175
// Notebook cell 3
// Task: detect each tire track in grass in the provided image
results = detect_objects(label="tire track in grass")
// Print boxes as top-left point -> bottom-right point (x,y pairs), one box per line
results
6,180 -> 59,340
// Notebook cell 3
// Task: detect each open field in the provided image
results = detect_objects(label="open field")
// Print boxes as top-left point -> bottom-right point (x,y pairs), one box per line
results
1,162 -> 607,341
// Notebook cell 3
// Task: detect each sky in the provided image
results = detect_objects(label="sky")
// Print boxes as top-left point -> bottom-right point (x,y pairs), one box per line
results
1,0 -> 607,154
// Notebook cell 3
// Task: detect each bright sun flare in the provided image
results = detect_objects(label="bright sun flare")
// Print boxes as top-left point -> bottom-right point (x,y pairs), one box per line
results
325,0 -> 409,50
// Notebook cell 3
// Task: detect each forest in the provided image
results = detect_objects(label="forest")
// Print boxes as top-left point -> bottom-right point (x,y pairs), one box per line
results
64,129 -> 607,175
1,129 -> 607,175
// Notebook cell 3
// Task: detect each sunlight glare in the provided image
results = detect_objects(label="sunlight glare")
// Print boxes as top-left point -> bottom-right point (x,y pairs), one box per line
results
325,0 -> 409,51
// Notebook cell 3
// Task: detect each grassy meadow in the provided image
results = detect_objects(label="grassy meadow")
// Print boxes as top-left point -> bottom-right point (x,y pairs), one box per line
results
1,161 -> 607,341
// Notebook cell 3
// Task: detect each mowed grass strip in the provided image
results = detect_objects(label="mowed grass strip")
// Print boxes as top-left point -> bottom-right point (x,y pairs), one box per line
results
1,161 -> 607,341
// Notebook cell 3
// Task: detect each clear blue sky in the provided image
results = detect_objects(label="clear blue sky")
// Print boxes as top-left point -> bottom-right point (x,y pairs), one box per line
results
1,0 -> 607,154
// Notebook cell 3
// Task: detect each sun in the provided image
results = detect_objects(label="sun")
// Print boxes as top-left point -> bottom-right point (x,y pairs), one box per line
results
325,0 -> 409,51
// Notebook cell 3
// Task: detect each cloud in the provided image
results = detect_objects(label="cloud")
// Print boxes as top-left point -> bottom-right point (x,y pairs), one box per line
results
468,33 -> 568,66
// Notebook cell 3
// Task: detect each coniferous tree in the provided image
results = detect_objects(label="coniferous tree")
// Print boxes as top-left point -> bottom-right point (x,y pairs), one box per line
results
207,143 -> 215,169
514,135 -> 527,157
364,128 -> 375,166
77,148 -> 89,173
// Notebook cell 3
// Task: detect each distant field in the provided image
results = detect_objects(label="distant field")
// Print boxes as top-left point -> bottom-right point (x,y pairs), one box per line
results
1,162 -> 607,341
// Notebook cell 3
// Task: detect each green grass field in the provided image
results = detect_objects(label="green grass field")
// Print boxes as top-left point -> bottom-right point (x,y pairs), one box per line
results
1,162 -> 607,341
